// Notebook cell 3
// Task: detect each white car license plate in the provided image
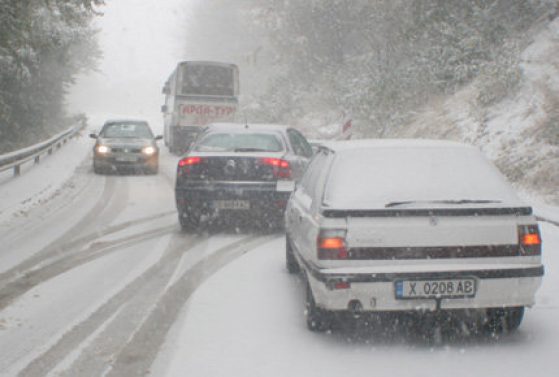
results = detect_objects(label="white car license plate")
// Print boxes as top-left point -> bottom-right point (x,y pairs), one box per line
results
395,278 -> 476,299
214,200 -> 250,210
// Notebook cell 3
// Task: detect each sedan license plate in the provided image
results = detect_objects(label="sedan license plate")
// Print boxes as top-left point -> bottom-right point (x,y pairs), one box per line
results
214,200 -> 250,210
395,278 -> 476,299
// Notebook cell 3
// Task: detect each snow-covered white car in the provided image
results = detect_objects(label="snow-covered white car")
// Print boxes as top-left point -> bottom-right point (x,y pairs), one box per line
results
285,139 -> 544,332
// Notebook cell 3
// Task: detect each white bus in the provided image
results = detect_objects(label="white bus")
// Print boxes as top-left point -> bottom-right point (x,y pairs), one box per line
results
162,61 -> 239,154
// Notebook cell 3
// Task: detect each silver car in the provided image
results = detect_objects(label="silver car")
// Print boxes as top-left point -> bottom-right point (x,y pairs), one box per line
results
285,139 -> 544,332
90,119 -> 162,174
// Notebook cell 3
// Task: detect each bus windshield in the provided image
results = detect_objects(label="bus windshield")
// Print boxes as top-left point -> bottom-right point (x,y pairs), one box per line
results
179,64 -> 235,96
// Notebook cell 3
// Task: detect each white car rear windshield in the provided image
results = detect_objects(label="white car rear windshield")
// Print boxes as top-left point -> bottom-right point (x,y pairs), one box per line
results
323,146 -> 522,209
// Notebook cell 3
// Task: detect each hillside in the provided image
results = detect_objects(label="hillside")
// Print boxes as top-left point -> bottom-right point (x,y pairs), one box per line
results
392,18 -> 559,204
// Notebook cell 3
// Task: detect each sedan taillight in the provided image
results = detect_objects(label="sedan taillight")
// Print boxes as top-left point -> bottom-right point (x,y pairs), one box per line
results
177,156 -> 203,176
260,158 -> 292,179
179,156 -> 202,167
518,224 -> 542,255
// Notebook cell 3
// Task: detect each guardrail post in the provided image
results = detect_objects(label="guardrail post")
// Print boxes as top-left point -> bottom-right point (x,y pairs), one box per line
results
14,165 -> 20,176
34,155 -> 40,164
48,148 -> 53,155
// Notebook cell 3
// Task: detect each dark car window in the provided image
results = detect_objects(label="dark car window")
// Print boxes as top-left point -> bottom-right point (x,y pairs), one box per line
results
101,122 -> 154,139
179,65 -> 235,96
193,132 -> 284,152
287,129 -> 313,157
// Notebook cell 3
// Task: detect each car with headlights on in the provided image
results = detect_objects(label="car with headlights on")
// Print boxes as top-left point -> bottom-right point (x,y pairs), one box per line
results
175,123 -> 313,230
285,139 -> 544,332
90,119 -> 162,174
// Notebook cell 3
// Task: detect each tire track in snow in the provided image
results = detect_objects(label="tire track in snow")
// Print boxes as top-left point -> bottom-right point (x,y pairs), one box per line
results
17,233 -> 263,377
0,209 -> 175,290
104,234 -> 280,377
0,174 -> 122,286
0,223 -> 177,311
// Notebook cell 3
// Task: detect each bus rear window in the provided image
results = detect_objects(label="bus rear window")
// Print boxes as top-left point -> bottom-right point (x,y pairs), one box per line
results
179,65 -> 235,96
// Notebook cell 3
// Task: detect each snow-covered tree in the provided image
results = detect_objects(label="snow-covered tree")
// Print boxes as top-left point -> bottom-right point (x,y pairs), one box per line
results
0,0 -> 103,152
183,0 -> 556,135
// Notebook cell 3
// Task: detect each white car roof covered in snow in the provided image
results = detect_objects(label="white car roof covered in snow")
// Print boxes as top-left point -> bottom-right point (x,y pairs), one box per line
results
320,138 -> 525,210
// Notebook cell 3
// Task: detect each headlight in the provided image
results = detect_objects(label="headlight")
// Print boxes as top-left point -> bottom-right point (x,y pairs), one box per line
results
96,145 -> 110,154
142,146 -> 156,155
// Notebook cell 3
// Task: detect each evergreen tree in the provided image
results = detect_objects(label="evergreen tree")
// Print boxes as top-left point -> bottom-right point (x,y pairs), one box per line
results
0,0 -> 103,152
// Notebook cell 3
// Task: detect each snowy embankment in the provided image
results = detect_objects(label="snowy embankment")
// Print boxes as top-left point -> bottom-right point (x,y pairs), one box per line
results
397,18 -> 559,205
0,131 -> 92,230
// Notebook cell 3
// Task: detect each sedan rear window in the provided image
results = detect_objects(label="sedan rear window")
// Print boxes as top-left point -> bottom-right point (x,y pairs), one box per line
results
194,133 -> 284,152
324,146 -> 522,209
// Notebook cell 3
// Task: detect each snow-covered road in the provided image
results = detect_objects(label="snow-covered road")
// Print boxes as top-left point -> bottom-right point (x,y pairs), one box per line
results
151,223 -> 559,377
0,135 -> 558,377
0,135 -> 281,376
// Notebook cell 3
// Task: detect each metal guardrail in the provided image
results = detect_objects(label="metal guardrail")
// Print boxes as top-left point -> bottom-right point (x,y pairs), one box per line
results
0,125 -> 83,177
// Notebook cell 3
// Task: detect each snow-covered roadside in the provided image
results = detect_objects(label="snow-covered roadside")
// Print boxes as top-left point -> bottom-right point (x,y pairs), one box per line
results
398,18 -> 559,204
0,132 -> 92,228
151,221 -> 559,377
0,133 -> 102,275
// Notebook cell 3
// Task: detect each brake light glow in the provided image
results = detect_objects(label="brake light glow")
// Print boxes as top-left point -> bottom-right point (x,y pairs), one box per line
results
518,224 -> 542,255
522,234 -> 541,245
260,158 -> 292,179
319,237 -> 345,249
177,156 -> 203,177
178,157 -> 202,167
317,229 -> 348,260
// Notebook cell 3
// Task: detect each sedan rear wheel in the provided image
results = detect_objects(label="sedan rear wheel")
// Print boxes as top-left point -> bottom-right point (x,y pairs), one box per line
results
179,212 -> 200,232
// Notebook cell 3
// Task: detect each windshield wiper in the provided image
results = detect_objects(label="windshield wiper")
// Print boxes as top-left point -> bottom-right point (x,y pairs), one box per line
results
385,199 -> 502,208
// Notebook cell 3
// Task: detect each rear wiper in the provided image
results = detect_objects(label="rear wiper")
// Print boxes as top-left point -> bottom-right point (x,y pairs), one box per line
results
385,199 -> 502,208
234,147 -> 268,152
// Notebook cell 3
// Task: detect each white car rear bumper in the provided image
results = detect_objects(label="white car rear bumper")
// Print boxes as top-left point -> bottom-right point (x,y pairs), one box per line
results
307,265 -> 544,312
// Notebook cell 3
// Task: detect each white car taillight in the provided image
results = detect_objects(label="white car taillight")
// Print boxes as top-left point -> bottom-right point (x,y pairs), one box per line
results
317,229 -> 348,260
518,224 -> 542,255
